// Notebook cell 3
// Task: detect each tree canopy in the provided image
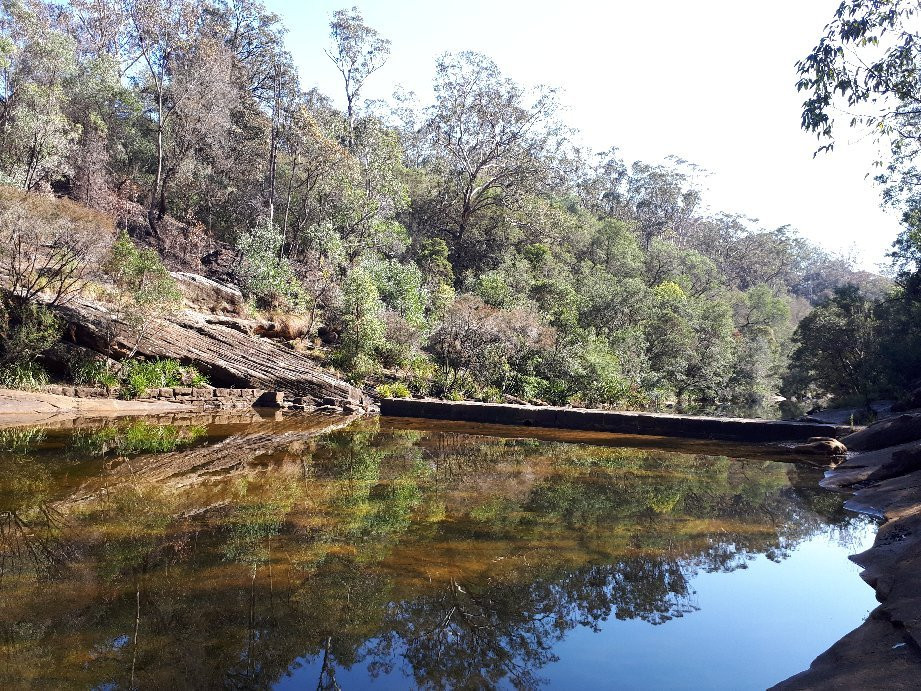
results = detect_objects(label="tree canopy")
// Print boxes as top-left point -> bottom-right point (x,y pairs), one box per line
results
0,0 -> 894,411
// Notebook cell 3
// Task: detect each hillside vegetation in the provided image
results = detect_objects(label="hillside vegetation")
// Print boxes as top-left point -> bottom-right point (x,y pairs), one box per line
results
0,0 -> 903,412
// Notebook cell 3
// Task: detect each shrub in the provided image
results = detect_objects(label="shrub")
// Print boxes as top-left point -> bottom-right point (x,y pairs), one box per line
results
377,311 -> 418,368
0,301 -> 61,367
427,294 -> 554,395
480,386 -> 503,403
0,188 -> 111,306
0,362 -> 50,390
343,353 -> 378,383
407,356 -> 435,396
376,382 -> 410,398
103,232 -> 182,350
71,354 -> 118,389
117,358 -> 209,399
335,267 -> 386,376
236,220 -> 305,310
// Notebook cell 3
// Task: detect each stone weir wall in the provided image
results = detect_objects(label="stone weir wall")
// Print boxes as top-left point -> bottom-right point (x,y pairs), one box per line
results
38,385 -> 282,410
379,399 -> 850,442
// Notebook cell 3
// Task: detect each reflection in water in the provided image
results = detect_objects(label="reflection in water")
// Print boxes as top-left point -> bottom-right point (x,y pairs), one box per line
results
0,415 -> 872,689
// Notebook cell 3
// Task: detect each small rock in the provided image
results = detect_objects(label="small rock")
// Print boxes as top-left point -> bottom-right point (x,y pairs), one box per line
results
795,437 -> 848,456
254,391 -> 285,408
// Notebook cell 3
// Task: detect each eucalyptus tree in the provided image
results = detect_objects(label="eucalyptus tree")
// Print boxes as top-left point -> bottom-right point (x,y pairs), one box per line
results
579,147 -> 631,218
326,6 -> 390,150
797,0 -> 921,165
788,285 -> 882,405
0,0 -> 79,190
122,0 -> 198,225
419,51 -> 566,276
216,2 -> 298,226
623,160 -> 701,250
798,1 -> 921,272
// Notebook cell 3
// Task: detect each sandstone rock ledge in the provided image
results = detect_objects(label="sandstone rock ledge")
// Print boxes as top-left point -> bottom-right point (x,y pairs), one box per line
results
0,388 -> 190,428
772,413 -> 921,690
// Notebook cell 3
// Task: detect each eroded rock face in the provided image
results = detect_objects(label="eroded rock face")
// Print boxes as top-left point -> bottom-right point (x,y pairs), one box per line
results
171,272 -> 244,315
843,414 -> 921,452
200,246 -> 239,284
824,441 -> 921,489
775,414 -> 921,689
53,298 -> 371,409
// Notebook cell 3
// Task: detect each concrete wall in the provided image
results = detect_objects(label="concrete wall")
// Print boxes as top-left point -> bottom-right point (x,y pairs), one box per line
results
379,399 -> 850,442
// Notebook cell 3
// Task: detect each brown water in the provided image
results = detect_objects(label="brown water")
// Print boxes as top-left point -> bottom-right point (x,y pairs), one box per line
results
0,413 -> 876,689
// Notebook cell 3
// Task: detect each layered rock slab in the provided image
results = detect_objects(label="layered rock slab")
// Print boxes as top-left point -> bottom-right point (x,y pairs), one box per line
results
54,298 -> 370,408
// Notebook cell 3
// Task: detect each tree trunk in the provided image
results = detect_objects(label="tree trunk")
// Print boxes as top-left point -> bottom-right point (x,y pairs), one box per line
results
267,70 -> 280,228
150,87 -> 165,234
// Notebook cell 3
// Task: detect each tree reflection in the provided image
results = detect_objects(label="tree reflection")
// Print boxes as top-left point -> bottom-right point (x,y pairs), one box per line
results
0,420 -> 868,689
0,444 -> 75,581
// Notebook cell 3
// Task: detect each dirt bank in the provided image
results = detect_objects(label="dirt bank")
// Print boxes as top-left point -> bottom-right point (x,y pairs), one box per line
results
773,413 -> 921,689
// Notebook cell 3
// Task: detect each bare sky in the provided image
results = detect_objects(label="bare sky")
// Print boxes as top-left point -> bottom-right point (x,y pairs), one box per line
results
266,0 -> 901,270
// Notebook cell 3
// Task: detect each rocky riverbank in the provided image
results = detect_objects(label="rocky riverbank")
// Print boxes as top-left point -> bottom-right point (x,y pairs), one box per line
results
774,412 -> 921,689
0,388 -> 193,428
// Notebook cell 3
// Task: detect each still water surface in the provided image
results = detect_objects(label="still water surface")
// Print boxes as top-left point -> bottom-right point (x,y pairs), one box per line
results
0,413 -> 877,689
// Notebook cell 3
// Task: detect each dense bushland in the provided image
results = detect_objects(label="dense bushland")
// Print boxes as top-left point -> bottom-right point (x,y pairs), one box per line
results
0,1 -> 892,409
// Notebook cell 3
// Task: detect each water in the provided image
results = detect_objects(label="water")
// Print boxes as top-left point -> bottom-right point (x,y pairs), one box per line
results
0,412 -> 877,690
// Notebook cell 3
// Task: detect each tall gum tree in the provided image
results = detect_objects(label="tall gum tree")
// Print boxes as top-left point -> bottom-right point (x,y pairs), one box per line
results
420,51 -> 565,276
325,6 -> 390,151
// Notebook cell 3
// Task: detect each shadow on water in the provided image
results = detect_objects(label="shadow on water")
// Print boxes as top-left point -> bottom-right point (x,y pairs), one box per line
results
0,414 -> 874,689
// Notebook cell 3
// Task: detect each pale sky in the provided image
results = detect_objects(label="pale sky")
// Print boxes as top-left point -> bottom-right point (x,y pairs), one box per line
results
265,0 -> 901,270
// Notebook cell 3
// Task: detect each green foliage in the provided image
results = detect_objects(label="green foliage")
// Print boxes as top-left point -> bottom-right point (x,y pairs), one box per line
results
413,237 -> 454,287
368,259 -> 427,328
235,220 -> 305,310
474,271 -> 515,308
376,382 -> 410,398
0,0 -> 892,412
336,267 -> 386,375
70,354 -> 118,389
103,232 -> 182,346
0,361 -> 50,390
786,286 -> 881,403
116,358 -> 208,399
0,301 -> 60,368
74,421 -> 207,457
